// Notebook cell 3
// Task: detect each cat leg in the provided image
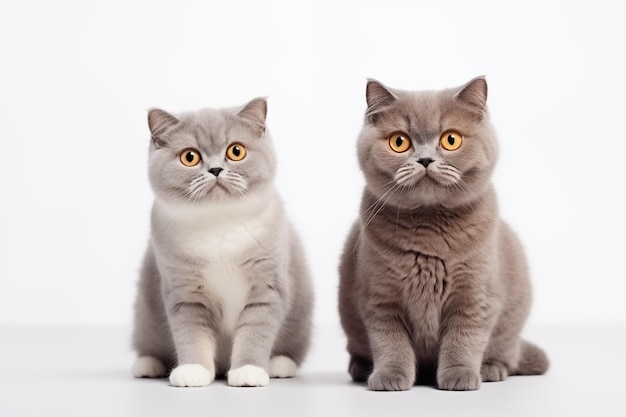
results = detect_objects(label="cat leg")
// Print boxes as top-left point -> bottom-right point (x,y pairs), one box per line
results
363,301 -> 416,391
268,307 -> 311,378
132,249 -> 175,378
132,317 -> 172,379
269,301 -> 313,378
346,335 -> 373,383
342,299 -> 374,383
340,291 -> 374,381
481,335 -> 519,382
228,279 -> 285,387
269,240 -> 314,379
132,307 -> 171,378
341,231 -> 415,390
438,290 -> 495,391
166,300 -> 218,387
339,225 -> 374,383
493,269 -> 549,378
481,314 -> 526,382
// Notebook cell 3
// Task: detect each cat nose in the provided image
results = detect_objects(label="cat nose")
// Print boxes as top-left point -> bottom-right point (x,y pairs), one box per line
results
208,167 -> 223,177
417,158 -> 434,168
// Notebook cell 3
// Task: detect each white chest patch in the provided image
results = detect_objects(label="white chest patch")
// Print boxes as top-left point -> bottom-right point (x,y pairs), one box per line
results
200,235 -> 253,335
156,194 -> 277,335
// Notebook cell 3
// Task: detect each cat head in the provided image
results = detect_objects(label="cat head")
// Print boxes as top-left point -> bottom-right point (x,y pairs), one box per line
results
146,98 -> 276,206
357,76 -> 499,209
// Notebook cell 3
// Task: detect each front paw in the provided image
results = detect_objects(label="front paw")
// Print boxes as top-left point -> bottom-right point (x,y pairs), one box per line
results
228,365 -> 270,387
169,364 -> 215,387
437,366 -> 481,391
368,368 -> 413,391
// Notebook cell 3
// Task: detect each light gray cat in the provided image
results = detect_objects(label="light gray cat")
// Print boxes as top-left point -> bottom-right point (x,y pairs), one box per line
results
339,77 -> 549,391
132,98 -> 313,387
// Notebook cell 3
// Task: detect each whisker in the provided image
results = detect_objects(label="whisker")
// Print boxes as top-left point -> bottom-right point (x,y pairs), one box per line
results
352,183 -> 402,256
394,164 -> 420,187
447,178 -> 479,209
361,184 -> 401,235
361,179 -> 399,217
225,172 -> 249,197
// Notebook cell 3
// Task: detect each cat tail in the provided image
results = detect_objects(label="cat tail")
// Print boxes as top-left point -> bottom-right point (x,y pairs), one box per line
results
516,340 -> 549,375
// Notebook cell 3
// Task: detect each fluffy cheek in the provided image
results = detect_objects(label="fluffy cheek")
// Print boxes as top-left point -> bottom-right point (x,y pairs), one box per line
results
442,144 -> 480,176
234,153 -> 274,192
437,143 -> 493,192
360,143 -> 405,188
149,156 -> 198,202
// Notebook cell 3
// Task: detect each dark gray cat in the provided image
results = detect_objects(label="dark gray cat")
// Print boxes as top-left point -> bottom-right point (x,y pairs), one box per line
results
339,77 -> 549,391
132,98 -> 313,387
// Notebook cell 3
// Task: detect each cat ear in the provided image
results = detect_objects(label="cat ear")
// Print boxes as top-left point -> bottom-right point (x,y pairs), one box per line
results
147,109 -> 179,147
238,97 -> 267,135
455,76 -> 488,115
366,79 -> 397,123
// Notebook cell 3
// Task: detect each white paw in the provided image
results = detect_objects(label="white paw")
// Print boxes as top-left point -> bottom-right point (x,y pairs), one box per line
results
169,364 -> 215,387
269,356 -> 298,378
228,365 -> 270,387
132,356 -> 167,378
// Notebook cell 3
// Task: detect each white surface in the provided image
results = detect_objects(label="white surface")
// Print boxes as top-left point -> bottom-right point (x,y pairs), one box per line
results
0,0 -> 625,327
0,324 -> 623,417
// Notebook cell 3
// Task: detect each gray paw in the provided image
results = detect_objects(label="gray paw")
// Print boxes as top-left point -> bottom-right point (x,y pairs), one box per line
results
437,366 -> 481,391
481,361 -> 508,382
368,368 -> 412,391
349,356 -> 373,382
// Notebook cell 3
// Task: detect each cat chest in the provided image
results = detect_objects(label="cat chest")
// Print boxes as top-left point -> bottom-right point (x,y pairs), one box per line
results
400,252 -> 449,342
183,226 -> 260,335
402,252 -> 448,300
202,256 -> 250,335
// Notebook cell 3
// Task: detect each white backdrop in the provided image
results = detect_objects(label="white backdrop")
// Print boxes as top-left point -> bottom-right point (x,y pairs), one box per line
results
0,0 -> 624,326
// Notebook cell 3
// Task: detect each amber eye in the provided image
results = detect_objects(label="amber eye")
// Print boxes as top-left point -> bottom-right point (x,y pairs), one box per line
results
179,149 -> 201,167
226,143 -> 247,161
388,132 -> 412,153
440,131 -> 463,151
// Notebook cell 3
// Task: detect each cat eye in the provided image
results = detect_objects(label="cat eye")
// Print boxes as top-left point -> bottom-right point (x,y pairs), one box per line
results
226,143 -> 247,161
179,148 -> 202,167
440,131 -> 463,151
388,132 -> 412,153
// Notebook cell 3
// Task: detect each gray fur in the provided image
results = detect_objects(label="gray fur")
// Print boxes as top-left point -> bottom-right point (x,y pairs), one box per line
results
132,98 -> 313,386
339,77 -> 548,391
